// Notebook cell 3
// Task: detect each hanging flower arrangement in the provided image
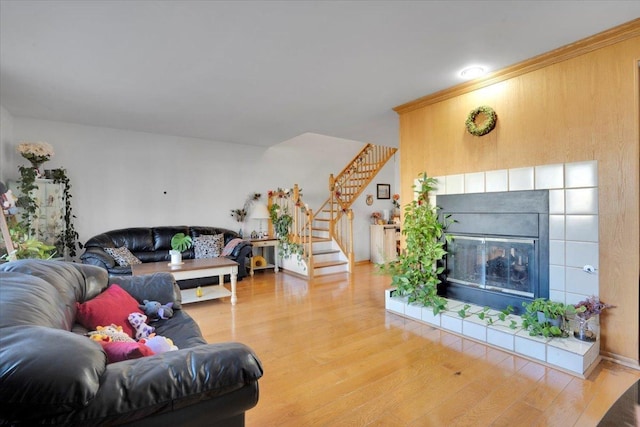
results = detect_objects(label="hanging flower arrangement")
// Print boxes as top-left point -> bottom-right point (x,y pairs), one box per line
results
16,142 -> 54,165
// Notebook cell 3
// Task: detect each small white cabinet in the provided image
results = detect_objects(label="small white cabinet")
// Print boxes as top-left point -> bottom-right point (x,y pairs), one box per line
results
31,179 -> 65,248
370,224 -> 400,264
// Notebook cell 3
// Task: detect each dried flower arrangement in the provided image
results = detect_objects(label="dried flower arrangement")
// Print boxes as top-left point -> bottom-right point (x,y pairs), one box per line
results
16,142 -> 54,165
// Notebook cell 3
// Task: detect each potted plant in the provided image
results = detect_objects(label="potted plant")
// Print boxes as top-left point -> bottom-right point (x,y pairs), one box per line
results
521,298 -> 579,337
1,220 -> 56,261
169,233 -> 192,265
572,296 -> 615,342
379,173 -> 452,314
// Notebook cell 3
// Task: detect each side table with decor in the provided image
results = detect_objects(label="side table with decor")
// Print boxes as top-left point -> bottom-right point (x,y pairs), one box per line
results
249,238 -> 279,275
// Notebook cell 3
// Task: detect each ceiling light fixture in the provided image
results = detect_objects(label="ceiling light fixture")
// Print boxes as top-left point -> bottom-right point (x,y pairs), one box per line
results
459,66 -> 487,79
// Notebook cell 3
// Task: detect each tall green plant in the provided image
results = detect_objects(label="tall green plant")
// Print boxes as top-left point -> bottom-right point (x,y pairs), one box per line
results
379,173 -> 452,314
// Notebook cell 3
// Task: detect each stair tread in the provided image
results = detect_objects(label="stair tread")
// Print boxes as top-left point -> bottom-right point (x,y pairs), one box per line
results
312,249 -> 340,255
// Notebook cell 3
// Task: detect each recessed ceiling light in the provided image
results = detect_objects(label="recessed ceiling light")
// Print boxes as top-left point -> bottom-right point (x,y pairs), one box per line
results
459,66 -> 487,79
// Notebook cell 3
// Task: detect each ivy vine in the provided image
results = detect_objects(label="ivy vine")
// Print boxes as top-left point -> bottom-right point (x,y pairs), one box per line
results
52,168 -> 83,258
16,166 -> 38,233
269,203 -> 303,261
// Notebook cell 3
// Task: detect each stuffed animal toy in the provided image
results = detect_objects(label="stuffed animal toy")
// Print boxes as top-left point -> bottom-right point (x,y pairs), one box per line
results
127,312 -> 155,340
1,188 -> 18,215
88,324 -> 135,343
139,335 -> 178,353
88,333 -> 111,343
139,300 -> 174,320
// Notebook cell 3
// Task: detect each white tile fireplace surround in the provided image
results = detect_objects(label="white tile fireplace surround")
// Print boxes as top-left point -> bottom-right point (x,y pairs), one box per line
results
386,161 -> 600,376
432,160 -> 600,307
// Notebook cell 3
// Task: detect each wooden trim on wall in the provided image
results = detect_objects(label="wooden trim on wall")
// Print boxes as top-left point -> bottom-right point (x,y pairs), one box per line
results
394,18 -> 640,114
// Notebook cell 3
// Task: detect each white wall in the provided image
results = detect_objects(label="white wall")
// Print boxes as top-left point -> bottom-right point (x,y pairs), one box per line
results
0,106 -> 14,183
6,116 -> 396,262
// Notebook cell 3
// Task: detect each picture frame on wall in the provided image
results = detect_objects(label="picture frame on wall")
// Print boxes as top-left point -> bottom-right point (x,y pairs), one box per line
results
377,184 -> 390,199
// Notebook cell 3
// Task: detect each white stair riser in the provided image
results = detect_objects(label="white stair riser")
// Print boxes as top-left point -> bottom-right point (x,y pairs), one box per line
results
314,264 -> 349,275
313,252 -> 343,264
312,241 -> 335,252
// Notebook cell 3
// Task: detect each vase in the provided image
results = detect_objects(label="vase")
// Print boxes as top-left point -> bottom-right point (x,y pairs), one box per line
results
573,316 -> 598,342
30,160 -> 43,178
169,250 -> 182,265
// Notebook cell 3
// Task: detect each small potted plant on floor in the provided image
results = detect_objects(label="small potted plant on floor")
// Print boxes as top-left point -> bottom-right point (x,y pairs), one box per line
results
169,233 -> 192,265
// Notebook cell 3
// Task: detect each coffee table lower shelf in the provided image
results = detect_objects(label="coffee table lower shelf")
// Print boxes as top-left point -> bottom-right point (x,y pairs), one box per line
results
181,285 -> 232,304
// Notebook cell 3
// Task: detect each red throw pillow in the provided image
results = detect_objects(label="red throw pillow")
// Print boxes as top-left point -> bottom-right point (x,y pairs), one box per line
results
99,341 -> 155,363
76,284 -> 142,338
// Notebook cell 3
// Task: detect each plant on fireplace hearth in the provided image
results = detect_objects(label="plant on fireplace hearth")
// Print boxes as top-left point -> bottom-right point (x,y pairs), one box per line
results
521,298 -> 580,338
378,173 -> 452,314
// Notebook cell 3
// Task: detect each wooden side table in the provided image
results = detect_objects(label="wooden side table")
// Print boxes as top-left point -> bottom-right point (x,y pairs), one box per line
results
250,238 -> 279,275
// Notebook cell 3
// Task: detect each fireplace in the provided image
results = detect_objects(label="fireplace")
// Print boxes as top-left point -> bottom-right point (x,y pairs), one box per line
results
438,190 -> 549,314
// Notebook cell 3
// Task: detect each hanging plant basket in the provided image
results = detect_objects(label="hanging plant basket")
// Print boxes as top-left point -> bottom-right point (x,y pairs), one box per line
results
465,105 -> 497,136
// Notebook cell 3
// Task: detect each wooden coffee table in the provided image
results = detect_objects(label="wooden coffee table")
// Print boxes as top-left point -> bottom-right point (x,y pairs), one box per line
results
131,257 -> 239,305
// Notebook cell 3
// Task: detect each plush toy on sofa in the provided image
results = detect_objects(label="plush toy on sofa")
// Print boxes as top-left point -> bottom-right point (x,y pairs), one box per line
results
88,324 -> 135,342
88,333 -> 112,343
139,300 -> 174,320
139,335 -> 178,353
128,312 -> 155,340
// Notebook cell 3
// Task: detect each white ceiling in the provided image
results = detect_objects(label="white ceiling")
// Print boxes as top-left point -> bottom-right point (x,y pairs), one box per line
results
1,1 -> 639,148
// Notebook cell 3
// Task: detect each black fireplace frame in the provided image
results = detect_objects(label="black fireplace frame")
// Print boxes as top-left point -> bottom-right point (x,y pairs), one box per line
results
437,190 -> 549,314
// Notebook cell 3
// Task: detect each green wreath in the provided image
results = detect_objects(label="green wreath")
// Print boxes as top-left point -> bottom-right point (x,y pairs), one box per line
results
465,106 -> 497,136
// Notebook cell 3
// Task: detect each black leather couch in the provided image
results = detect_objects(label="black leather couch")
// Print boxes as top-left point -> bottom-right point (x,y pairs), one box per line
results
0,259 -> 263,426
80,226 -> 253,287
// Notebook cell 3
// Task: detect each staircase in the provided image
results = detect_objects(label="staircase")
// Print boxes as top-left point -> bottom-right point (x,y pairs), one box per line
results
309,144 -> 397,277
269,143 -> 396,278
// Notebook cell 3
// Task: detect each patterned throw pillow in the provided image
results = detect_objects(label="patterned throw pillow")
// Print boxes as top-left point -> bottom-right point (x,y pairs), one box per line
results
104,246 -> 142,266
193,234 -> 224,259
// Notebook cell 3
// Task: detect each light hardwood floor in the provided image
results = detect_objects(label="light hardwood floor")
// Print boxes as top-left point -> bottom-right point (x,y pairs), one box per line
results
184,263 -> 640,426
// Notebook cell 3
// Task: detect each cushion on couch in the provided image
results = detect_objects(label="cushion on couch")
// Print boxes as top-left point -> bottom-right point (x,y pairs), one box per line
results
76,284 -> 143,338
104,247 -> 142,267
193,234 -> 224,259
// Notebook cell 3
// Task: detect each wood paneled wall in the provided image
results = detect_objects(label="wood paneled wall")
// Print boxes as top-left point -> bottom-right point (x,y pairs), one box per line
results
395,26 -> 640,363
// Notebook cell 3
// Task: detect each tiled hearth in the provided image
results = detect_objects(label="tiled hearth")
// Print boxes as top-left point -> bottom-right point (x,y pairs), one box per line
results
385,290 -> 600,377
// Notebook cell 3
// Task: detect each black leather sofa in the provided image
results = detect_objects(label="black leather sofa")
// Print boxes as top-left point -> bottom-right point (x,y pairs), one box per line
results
80,226 -> 252,287
0,259 -> 263,426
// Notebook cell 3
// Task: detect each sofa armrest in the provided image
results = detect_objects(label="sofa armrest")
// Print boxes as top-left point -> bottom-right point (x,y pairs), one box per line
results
230,240 -> 252,258
227,242 -> 253,279
80,247 -> 116,270
68,342 -> 263,425
109,272 -> 182,309
0,326 -> 106,423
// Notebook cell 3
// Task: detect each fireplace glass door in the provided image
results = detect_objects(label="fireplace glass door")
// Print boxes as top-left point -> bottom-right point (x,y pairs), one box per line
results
447,235 -> 537,298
